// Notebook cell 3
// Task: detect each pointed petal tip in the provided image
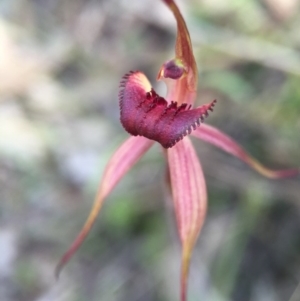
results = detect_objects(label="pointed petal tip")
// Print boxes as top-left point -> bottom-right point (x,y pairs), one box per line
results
168,139 -> 207,301
55,231 -> 88,279
55,199 -> 103,278
55,256 -> 66,280
250,163 -> 300,179
192,124 -> 299,179
180,244 -> 192,301
55,137 -> 154,278
55,264 -> 61,280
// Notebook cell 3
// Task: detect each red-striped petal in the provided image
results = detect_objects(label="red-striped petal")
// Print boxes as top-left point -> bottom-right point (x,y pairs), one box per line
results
167,138 -> 207,301
192,124 -> 299,179
55,136 -> 154,277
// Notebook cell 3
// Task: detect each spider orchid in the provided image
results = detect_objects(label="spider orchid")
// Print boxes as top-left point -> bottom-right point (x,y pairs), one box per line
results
56,0 -> 299,300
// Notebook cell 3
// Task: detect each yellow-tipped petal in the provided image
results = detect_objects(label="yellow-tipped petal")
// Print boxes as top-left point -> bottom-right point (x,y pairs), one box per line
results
192,124 -> 299,179
168,138 -> 207,301
55,136 -> 154,278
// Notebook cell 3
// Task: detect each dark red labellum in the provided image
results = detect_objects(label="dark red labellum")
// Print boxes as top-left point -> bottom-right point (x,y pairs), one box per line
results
119,71 -> 216,148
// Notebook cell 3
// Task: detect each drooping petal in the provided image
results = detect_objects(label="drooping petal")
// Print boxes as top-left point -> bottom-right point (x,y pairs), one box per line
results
120,71 -> 216,148
158,0 -> 198,105
192,124 -> 299,179
55,136 -> 154,277
168,138 -> 207,301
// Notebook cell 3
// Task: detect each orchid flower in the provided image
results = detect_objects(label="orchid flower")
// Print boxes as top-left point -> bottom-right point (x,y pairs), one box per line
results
56,0 -> 299,300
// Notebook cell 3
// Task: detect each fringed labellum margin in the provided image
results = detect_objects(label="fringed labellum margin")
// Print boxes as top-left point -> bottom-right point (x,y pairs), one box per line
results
119,71 -> 216,148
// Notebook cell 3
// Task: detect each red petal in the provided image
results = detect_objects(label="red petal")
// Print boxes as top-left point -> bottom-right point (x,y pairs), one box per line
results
168,138 -> 207,301
120,71 -> 216,148
55,136 -> 154,277
192,124 -> 299,178
159,0 -> 198,105
160,0 -> 197,91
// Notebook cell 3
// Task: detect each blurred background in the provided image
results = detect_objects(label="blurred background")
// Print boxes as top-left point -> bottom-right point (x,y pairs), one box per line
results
0,0 -> 300,300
